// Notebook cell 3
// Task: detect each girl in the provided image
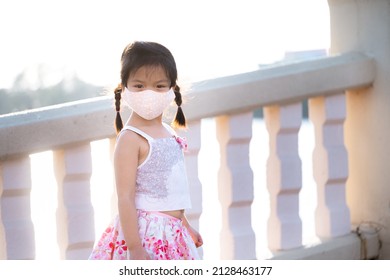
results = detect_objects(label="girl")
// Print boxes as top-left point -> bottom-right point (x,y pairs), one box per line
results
89,41 -> 203,260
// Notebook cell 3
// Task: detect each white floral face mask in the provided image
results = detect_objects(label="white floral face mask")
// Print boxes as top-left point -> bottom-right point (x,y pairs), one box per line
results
122,87 -> 175,120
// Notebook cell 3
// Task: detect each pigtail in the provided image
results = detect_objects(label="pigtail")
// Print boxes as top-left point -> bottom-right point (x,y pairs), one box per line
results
114,84 -> 123,134
172,84 -> 186,128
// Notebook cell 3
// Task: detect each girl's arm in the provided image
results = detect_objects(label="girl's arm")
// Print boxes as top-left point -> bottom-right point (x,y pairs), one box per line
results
182,215 -> 203,248
114,132 -> 150,260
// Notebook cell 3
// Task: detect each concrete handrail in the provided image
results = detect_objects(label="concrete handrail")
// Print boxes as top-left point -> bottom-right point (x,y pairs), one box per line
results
0,52 -> 375,160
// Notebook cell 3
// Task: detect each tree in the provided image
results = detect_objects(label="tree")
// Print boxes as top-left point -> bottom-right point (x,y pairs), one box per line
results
0,66 -> 105,115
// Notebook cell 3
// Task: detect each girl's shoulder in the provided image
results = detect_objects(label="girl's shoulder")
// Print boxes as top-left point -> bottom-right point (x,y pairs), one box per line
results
118,125 -> 154,141
117,128 -> 140,139
116,128 -> 145,149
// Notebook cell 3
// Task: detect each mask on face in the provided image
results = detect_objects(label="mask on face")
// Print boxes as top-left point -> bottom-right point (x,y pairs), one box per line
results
122,87 -> 175,120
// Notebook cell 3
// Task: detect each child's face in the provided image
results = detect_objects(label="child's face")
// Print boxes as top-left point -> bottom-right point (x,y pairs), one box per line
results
127,65 -> 171,93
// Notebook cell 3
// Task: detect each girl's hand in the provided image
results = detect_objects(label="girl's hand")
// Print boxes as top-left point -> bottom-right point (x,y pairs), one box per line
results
188,226 -> 203,248
129,246 -> 151,260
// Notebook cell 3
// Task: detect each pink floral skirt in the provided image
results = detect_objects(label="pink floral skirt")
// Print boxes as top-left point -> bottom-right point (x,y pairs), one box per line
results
88,210 -> 200,260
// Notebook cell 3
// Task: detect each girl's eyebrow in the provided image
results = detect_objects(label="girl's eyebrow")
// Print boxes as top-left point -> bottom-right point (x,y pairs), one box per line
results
129,79 -> 145,83
155,79 -> 170,84
129,79 -> 170,84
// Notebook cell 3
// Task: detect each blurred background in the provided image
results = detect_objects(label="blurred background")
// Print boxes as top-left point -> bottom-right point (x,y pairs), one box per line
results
0,0 -> 329,115
0,0 -> 329,260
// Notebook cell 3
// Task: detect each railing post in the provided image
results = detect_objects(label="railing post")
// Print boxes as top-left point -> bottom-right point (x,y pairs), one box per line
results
0,167 -> 5,260
53,144 -> 95,259
0,157 -> 35,259
178,120 -> 203,257
216,112 -> 256,259
109,137 -> 118,217
309,93 -> 351,238
264,102 -> 303,251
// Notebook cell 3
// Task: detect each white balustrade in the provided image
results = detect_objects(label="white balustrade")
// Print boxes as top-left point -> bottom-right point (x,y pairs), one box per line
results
0,171 -> 4,260
0,52 -> 376,259
0,157 -> 35,259
264,103 -> 303,251
309,94 -> 351,238
178,120 -> 203,257
53,144 -> 95,259
178,121 -> 203,226
109,138 -> 118,217
216,112 -> 256,259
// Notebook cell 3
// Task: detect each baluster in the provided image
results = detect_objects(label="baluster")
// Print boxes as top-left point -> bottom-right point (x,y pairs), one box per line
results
0,157 -> 35,259
309,94 -> 351,238
178,120 -> 203,256
264,102 -> 303,251
0,172 -> 5,260
178,121 -> 202,227
109,137 -> 118,217
53,144 -> 95,259
216,112 -> 256,259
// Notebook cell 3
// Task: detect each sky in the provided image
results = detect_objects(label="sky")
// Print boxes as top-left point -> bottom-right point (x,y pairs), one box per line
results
0,0 -> 329,90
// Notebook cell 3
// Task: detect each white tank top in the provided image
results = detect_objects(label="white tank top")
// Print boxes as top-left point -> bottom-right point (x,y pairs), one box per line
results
120,123 -> 192,211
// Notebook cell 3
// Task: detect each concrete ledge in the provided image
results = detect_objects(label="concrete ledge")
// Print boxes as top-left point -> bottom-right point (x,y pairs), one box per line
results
0,52 -> 375,159
0,97 -> 130,160
268,232 -> 380,260
184,52 -> 375,120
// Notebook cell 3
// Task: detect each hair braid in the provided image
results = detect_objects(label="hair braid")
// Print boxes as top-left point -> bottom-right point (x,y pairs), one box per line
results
114,84 -> 123,133
172,84 -> 186,128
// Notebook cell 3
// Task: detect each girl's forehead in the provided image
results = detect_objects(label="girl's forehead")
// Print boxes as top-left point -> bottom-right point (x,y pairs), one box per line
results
129,65 -> 168,81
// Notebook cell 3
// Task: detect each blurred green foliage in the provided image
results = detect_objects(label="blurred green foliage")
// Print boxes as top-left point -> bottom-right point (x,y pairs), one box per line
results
0,69 -> 105,115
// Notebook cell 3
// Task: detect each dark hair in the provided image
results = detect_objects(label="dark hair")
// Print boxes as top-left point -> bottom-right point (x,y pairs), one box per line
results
114,41 -> 186,133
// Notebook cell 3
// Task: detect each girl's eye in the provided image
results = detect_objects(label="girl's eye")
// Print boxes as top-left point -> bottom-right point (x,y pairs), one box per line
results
157,84 -> 168,89
134,84 -> 144,89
